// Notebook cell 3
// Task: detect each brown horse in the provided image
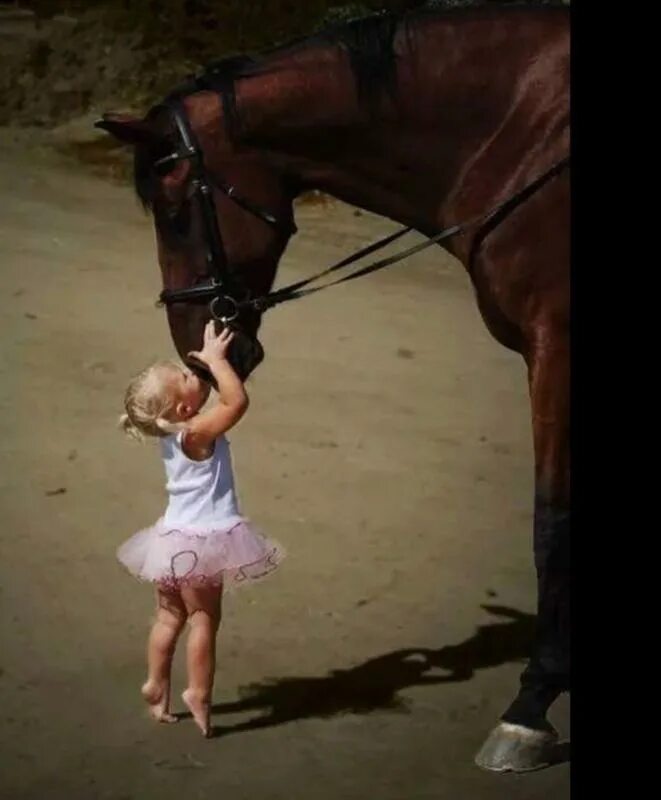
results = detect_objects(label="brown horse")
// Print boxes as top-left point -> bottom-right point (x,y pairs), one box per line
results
97,2 -> 569,772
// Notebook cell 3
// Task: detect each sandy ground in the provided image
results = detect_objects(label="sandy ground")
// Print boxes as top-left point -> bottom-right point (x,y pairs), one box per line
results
0,133 -> 569,799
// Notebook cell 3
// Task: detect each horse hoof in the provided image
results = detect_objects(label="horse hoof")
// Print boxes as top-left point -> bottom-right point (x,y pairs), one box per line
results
474,722 -> 559,773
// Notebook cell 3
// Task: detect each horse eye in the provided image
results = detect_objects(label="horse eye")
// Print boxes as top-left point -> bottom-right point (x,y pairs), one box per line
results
152,151 -> 181,178
153,159 -> 176,178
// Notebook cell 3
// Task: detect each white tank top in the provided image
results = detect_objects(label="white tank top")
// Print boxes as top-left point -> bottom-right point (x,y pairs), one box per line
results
159,433 -> 242,530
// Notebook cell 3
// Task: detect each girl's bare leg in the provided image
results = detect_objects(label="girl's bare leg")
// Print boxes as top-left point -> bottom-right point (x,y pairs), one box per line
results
142,587 -> 187,723
180,584 -> 223,737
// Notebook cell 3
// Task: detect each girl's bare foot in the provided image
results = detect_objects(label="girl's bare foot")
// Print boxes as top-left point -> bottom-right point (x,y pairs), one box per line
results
182,688 -> 211,737
141,679 -> 178,724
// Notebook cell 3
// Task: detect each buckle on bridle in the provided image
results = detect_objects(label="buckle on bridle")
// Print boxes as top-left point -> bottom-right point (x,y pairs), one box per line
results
209,294 -> 239,325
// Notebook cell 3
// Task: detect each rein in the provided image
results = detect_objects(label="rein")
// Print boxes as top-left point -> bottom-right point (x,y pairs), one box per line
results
243,156 -> 570,314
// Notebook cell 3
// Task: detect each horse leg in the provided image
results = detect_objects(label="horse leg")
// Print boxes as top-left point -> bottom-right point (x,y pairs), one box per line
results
476,326 -> 569,772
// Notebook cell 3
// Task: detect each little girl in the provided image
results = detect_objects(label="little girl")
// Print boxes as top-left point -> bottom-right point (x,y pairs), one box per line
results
117,321 -> 284,737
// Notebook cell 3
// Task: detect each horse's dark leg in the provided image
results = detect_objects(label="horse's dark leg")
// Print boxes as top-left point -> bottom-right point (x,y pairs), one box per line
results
476,326 -> 569,772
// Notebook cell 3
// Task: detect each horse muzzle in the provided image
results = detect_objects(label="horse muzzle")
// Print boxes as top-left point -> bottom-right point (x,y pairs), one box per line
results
186,327 -> 264,385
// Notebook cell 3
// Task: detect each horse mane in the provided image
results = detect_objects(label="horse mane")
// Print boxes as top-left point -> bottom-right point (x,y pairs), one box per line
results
160,13 -> 403,127
158,0 -> 563,122
134,1 -> 564,208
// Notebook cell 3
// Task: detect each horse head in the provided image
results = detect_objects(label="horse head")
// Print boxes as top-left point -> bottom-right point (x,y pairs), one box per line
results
96,94 -> 297,382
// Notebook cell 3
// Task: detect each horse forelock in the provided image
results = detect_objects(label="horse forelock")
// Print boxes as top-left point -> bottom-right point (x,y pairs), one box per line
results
133,143 -> 156,211
130,105 -> 164,210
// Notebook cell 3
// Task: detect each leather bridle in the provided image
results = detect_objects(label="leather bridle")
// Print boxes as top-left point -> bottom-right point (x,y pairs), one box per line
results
154,100 -> 295,324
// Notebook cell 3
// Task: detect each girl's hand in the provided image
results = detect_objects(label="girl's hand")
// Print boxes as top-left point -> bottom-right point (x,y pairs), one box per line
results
187,321 -> 235,366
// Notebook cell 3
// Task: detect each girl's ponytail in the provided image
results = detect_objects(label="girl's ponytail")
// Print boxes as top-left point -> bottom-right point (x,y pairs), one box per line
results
118,412 -> 145,442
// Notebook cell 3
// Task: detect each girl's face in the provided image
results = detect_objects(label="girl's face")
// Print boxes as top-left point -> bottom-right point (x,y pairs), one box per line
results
168,365 -> 210,419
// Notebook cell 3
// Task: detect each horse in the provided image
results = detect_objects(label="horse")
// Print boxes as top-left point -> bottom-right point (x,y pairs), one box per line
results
96,1 -> 570,773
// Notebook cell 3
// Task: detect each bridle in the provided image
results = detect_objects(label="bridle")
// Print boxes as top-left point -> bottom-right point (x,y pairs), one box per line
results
153,98 -> 569,325
154,100 -> 296,325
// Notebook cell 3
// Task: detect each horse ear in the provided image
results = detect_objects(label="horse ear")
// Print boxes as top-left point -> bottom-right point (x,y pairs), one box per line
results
94,113 -> 165,148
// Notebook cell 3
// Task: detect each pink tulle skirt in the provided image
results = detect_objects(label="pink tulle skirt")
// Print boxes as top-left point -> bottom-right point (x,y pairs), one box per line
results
116,518 -> 284,591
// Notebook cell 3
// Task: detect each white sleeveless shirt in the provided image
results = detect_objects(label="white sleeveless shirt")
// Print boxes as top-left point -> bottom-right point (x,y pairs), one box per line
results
159,433 -> 242,530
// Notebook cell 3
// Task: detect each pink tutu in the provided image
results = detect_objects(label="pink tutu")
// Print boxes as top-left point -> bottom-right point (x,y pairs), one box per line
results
117,518 -> 284,591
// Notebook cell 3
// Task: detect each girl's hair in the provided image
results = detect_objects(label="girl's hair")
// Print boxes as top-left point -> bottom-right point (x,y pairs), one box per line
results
119,360 -> 187,442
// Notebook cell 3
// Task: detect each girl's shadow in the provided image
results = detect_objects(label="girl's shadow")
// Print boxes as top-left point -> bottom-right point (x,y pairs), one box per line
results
179,604 -> 569,765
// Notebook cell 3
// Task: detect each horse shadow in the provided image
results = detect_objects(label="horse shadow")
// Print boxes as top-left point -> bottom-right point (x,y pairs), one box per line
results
180,604 -> 569,764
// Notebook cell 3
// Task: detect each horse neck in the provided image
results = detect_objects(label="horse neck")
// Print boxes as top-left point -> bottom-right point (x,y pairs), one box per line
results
235,9 -> 569,253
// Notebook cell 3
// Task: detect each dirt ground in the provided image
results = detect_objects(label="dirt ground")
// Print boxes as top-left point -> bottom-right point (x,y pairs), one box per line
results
0,131 -> 569,799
